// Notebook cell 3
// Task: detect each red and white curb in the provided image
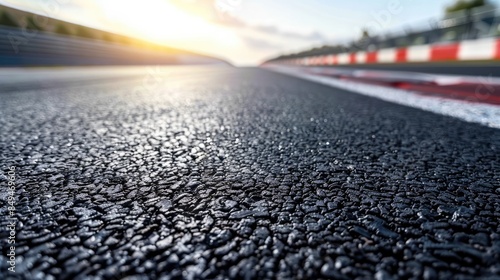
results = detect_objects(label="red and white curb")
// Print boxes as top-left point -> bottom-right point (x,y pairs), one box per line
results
264,66 -> 500,129
300,67 -> 500,106
267,38 -> 500,66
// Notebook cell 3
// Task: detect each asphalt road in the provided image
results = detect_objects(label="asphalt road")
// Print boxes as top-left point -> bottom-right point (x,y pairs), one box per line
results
319,63 -> 500,77
1,66 -> 499,279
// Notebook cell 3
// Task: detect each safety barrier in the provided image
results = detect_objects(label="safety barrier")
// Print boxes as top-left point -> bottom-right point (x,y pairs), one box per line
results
268,38 -> 500,66
0,26 -> 224,66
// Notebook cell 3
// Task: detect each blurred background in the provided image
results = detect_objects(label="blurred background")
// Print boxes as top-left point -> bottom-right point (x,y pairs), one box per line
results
0,0 -> 499,66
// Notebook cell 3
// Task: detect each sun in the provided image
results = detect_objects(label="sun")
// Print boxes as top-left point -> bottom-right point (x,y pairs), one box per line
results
99,0 -> 218,43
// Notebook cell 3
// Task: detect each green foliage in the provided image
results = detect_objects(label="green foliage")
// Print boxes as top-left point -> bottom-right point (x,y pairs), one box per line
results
26,16 -> 42,31
55,23 -> 72,36
361,29 -> 370,39
446,0 -> 487,14
0,11 -> 19,27
356,29 -> 372,49
76,26 -> 94,39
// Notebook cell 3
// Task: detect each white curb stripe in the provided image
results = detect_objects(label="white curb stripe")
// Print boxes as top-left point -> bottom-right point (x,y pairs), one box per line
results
267,66 -> 500,129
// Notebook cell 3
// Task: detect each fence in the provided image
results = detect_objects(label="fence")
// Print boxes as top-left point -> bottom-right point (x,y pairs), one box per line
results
0,26 -> 224,66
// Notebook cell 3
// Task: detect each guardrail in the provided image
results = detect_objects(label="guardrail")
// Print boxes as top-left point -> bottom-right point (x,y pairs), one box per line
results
266,38 -> 500,66
0,26 -> 223,66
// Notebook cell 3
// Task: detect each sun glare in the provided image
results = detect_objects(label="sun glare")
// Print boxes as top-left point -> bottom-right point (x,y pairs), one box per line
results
100,0 -> 221,44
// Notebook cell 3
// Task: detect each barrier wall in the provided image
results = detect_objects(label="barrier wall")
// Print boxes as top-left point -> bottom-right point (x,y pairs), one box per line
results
0,26 -> 226,66
270,38 -> 500,66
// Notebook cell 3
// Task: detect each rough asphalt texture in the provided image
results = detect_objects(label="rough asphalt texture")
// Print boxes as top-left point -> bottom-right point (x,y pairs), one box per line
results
0,67 -> 499,280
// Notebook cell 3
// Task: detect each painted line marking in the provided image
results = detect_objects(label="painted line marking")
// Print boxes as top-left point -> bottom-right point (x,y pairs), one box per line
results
265,66 -> 500,129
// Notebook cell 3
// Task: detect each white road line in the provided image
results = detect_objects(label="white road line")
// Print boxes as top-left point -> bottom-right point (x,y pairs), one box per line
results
267,66 -> 500,129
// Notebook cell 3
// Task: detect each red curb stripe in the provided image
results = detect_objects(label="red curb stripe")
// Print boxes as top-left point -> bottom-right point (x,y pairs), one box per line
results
349,53 -> 356,64
398,83 -> 500,105
273,38 -> 500,66
495,39 -> 500,59
321,55 -> 328,65
395,48 -> 407,63
430,43 -> 459,61
313,72 -> 500,105
366,52 -> 377,63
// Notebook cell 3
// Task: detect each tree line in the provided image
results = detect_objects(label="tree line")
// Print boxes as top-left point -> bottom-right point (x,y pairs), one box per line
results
0,7 -> 126,44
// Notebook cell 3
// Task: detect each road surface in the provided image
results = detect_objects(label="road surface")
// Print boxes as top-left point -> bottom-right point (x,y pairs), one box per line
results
1,66 -> 499,279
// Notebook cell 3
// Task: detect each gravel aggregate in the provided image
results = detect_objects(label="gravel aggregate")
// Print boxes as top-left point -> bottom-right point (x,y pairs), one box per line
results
0,67 -> 499,279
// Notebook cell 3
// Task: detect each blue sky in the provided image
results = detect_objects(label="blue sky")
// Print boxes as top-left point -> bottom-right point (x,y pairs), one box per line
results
1,0 -> 499,65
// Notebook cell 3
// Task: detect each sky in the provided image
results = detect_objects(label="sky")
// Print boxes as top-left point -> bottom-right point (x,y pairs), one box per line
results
1,0 -> 499,65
